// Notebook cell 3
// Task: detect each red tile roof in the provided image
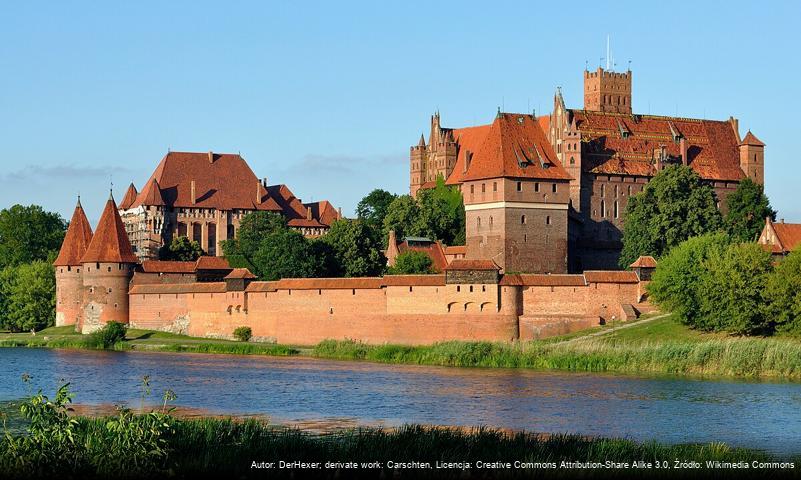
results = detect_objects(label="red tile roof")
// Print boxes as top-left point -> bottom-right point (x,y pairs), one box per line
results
81,196 -> 138,264
130,282 -> 227,294
303,200 -> 342,226
457,113 -> 571,183
225,268 -> 256,279
443,245 -> 466,255
134,178 -> 166,207
381,274 -> 446,286
270,277 -> 384,290
54,199 -> 94,266
740,131 -> 765,147
583,270 -> 640,283
629,256 -> 657,268
571,111 -> 746,181
772,222 -> 801,253
397,240 -> 448,272
445,259 -> 500,271
119,183 -> 138,210
500,274 -> 586,287
140,260 -> 196,273
445,124 -> 493,185
195,256 -> 231,270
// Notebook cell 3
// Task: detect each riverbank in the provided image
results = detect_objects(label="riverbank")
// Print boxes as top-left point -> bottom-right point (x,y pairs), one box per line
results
2,413 -> 795,479
2,315 -> 801,380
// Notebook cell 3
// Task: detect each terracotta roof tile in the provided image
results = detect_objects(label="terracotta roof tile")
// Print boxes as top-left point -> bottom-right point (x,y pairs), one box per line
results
245,282 -> 278,292
381,274 -> 446,286
303,200 -> 342,226
119,183 -> 138,210
54,199 -> 94,266
80,196 -> 138,264
500,274 -> 586,286
225,268 -> 256,279
134,178 -> 166,207
443,245 -> 466,255
270,277 -> 384,290
629,256 -> 657,268
139,260 -> 196,273
445,259 -> 501,271
129,282 -> 227,294
772,222 -> 801,253
195,256 -> 231,270
572,111 -> 746,181
460,114 -> 571,182
445,124 -> 493,185
583,270 -> 639,283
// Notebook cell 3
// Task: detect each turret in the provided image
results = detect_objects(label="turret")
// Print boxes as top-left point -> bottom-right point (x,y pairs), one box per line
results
53,197 -> 93,329
410,133 -> 427,196
584,67 -> 632,114
739,131 -> 765,185
79,193 -> 138,333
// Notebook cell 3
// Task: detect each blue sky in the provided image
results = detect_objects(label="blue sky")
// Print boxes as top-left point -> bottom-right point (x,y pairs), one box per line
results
1,1 -> 799,224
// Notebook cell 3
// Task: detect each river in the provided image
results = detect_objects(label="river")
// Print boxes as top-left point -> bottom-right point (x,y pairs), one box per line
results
1,348 -> 800,455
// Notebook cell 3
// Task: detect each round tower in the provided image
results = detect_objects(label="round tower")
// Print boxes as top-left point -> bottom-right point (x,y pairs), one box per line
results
79,193 -> 138,334
54,197 -> 94,328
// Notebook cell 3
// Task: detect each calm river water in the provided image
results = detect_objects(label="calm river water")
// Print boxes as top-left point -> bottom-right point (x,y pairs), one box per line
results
2,348 -> 800,455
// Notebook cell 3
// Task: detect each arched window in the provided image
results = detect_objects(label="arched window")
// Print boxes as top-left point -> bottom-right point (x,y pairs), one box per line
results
521,215 -> 527,225
627,185 -> 632,195
570,156 -> 575,165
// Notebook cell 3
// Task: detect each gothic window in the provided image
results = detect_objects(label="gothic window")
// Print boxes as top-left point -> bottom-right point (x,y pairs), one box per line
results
570,157 -> 575,165
521,215 -> 527,225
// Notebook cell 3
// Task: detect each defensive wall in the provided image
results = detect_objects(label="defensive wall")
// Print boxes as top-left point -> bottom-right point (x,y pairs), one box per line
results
128,270 -> 651,345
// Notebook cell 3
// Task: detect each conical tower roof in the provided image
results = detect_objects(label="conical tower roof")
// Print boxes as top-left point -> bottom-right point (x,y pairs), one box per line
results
54,197 -> 94,266
119,183 -> 138,210
81,194 -> 138,264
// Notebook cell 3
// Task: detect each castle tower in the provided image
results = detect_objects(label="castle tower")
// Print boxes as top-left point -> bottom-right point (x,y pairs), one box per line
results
53,197 -> 93,328
410,133 -> 427,196
739,131 -> 765,185
584,67 -> 632,114
79,193 -> 138,334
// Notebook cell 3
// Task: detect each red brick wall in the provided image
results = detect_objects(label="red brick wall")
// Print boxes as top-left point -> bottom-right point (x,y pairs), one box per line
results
55,267 -> 84,328
80,262 -> 134,333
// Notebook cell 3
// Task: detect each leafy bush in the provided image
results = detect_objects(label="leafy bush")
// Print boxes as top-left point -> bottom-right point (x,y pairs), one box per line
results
388,250 -> 435,274
233,326 -> 252,342
0,260 -> 56,332
85,321 -> 128,349
764,246 -> 801,335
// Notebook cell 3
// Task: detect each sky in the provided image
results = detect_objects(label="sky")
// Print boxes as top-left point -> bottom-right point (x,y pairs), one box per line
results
1,1 -> 799,225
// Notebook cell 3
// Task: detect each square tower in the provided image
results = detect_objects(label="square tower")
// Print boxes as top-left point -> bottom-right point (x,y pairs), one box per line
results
584,67 -> 632,114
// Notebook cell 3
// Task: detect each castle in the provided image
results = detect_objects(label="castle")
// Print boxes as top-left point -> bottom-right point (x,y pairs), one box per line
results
118,151 -> 341,261
55,193 -> 654,342
410,66 -> 765,271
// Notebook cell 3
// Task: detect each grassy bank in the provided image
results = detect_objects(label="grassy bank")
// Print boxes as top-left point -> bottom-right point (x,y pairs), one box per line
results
2,414 -> 793,479
3,316 -> 801,379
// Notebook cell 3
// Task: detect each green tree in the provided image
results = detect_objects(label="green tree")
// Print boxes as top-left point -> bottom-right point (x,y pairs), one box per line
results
724,178 -> 776,242
158,236 -> 204,261
699,242 -> 773,335
0,205 -> 66,269
321,219 -> 386,277
620,165 -> 722,267
0,261 -> 56,332
356,189 -> 397,231
764,246 -> 801,335
251,229 -> 324,281
383,195 -> 420,242
388,250 -> 435,274
647,233 -> 731,327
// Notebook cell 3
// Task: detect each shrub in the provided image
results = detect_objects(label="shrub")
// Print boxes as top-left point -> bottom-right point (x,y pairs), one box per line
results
85,321 -> 128,349
764,246 -> 801,335
233,326 -> 252,342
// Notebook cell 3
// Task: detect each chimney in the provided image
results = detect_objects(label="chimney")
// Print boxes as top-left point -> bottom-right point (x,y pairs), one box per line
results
262,177 -> 268,187
388,230 -> 397,248
680,137 -> 688,165
191,180 -> 196,205
306,208 -> 313,221
781,218 -> 785,224
256,182 -> 262,205
208,151 -> 214,163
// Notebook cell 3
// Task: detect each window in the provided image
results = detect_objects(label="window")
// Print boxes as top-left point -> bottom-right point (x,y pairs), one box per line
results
552,183 -> 557,193
469,286 -> 473,292
489,216 -> 493,228
614,185 -> 618,197
493,182 -> 497,192
601,184 -> 606,197
627,185 -> 632,195
457,286 -> 461,292
481,183 -> 486,193
614,201 -> 619,219
570,156 -> 575,165
477,217 -> 481,228
516,181 -> 522,192
535,182 -> 540,192
524,234 -> 527,243
521,215 -> 527,225
601,200 -> 606,218
470,185 -> 474,194
546,216 -> 551,225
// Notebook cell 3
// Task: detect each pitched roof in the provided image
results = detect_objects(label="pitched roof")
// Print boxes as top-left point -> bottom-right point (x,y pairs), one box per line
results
443,245 -> 466,255
772,222 -> 801,253
119,183 -> 138,210
740,131 -> 765,147
266,184 -> 312,223
445,259 -> 500,271
457,114 -> 571,183
81,196 -> 138,264
139,260 -> 196,273
629,256 -> 658,268
225,268 -> 256,279
134,178 -> 166,207
444,124 -> 493,185
54,199 -> 94,266
195,256 -> 231,270
571,111 -> 745,181
303,200 -> 341,226
397,240 -> 448,272
130,282 -> 227,294
583,270 -> 639,283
